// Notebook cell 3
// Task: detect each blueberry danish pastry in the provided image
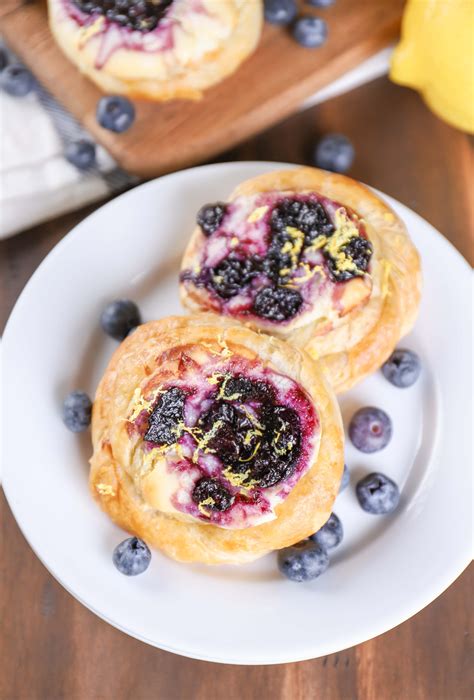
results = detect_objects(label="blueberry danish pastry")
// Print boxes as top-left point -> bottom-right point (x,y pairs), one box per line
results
48,0 -> 262,100
90,315 -> 343,564
180,168 -> 421,393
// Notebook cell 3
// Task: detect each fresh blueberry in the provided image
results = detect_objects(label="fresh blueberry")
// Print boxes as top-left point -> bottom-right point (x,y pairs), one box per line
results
62,390 -> 92,432
278,540 -> 329,582
314,134 -> 354,173
349,406 -> 392,453
356,472 -> 400,514
0,64 -> 34,97
382,348 -> 421,388
97,95 -> 135,133
65,139 -> 96,171
264,0 -> 297,25
292,17 -> 328,48
100,299 -> 141,340
0,48 -> 9,72
310,512 -> 343,550
113,537 -> 151,576
339,463 -> 350,492
306,0 -> 335,6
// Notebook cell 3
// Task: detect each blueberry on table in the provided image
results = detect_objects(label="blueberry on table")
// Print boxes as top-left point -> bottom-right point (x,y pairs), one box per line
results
292,17 -> 328,49
0,48 -> 9,72
314,134 -> 354,173
62,391 -> 92,432
356,472 -> 400,514
306,0 -> 335,6
310,512 -> 343,550
65,139 -> 96,171
0,64 -> 34,97
100,299 -> 141,340
382,348 -> 421,388
278,540 -> 329,582
196,202 -> 227,236
339,463 -> 350,493
264,0 -> 297,25
349,406 -> 392,453
113,537 -> 151,576
97,95 -> 135,133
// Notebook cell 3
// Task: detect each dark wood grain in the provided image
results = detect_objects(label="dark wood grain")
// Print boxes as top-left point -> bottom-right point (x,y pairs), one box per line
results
1,77 -> 473,700
0,0 -> 404,177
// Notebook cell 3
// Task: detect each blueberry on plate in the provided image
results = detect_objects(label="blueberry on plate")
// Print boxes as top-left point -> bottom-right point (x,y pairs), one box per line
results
310,512 -> 343,550
0,48 -> 8,72
264,0 -> 297,25
0,64 -> 34,97
100,299 -> 141,340
62,390 -> 92,432
382,348 -> 421,388
65,139 -> 96,171
339,463 -> 350,492
349,406 -> 392,453
314,134 -> 354,173
292,17 -> 328,48
97,95 -> 135,133
113,537 -> 151,576
278,540 -> 329,582
356,472 -> 400,514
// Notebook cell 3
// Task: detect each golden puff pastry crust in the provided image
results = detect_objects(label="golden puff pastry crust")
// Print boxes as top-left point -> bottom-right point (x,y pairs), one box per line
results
48,0 -> 262,100
90,315 -> 344,565
180,168 -> 421,393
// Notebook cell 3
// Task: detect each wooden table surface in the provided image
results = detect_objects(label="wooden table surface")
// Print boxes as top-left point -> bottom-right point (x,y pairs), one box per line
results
1,76 -> 473,700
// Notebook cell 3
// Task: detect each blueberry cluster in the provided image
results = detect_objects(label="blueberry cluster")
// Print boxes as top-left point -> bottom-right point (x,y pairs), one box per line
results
73,0 -> 174,32
144,387 -> 186,445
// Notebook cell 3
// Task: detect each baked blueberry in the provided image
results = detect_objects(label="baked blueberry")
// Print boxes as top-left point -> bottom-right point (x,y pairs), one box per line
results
325,236 -> 373,281
192,477 -> 234,512
0,48 -> 8,72
220,375 -> 275,403
65,139 -> 96,171
97,95 -> 135,133
144,387 -> 186,445
292,17 -> 328,48
113,537 -> 151,576
0,64 -> 34,97
100,299 -> 141,340
252,285 -> 303,321
349,406 -> 392,453
196,202 -> 227,236
356,472 -> 400,514
278,540 -> 329,582
339,463 -> 350,492
310,512 -> 343,550
314,134 -> 354,173
73,0 -> 173,32
210,256 -> 258,298
62,390 -> 92,432
382,348 -> 421,388
264,0 -> 297,25
270,198 -> 334,244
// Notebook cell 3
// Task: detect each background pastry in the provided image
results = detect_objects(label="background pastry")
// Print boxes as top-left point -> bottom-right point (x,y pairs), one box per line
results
48,0 -> 262,100
90,315 -> 343,565
180,168 -> 421,393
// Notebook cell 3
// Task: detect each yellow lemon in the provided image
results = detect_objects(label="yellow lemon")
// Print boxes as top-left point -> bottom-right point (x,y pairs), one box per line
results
390,0 -> 474,133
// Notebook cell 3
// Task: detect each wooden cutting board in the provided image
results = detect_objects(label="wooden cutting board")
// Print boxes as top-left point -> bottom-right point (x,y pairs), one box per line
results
0,0 -> 404,177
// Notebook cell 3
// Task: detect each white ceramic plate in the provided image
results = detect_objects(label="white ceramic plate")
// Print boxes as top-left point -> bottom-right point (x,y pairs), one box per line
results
2,163 -> 472,665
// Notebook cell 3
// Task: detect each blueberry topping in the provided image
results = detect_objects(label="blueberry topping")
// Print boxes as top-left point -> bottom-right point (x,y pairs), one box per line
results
100,299 -> 141,340
252,285 -> 303,321
198,400 -> 257,463
356,472 -> 400,514
339,463 -> 350,492
325,236 -> 373,282
144,387 -> 186,445
292,17 -> 328,48
97,95 -> 135,133
271,198 -> 334,245
73,0 -> 173,32
382,348 -> 421,388
314,133 -> 354,173
112,537 -> 151,576
0,64 -> 34,97
64,139 -> 96,171
278,540 -> 329,582
264,0 -> 297,25
192,477 -> 234,512
62,391 -> 92,432
0,48 -> 9,72
349,407 -> 392,453
210,256 -> 259,299
220,376 -> 275,403
196,202 -> 228,236
310,512 -> 343,550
